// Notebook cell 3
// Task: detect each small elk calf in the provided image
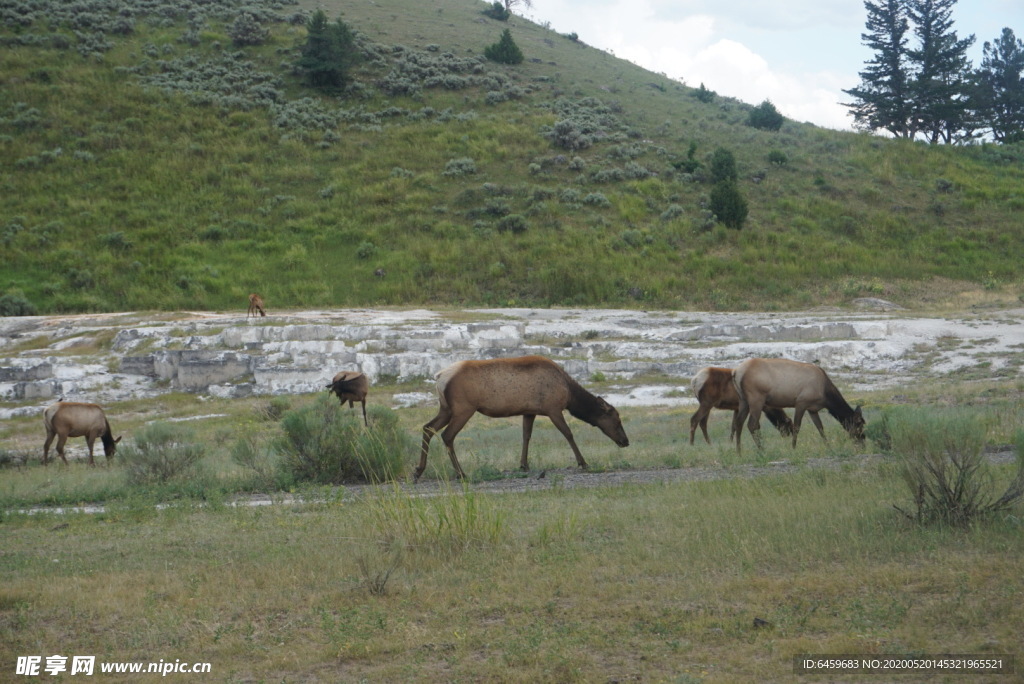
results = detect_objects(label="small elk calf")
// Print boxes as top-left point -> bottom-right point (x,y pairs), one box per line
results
326,371 -> 369,426
247,293 -> 266,318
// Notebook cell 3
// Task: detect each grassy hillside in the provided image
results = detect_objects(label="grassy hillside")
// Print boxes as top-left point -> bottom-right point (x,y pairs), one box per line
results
2,0 -> 1023,314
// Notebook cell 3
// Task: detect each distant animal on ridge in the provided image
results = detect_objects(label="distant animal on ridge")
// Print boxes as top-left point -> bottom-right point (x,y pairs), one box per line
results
416,355 -> 629,482
689,366 -> 793,444
42,401 -> 122,466
326,371 -> 369,426
731,358 -> 865,453
247,293 -> 266,318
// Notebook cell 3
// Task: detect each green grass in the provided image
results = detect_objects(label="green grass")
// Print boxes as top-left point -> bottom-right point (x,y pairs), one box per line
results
2,466 -> 1021,682
2,0 -> 1023,315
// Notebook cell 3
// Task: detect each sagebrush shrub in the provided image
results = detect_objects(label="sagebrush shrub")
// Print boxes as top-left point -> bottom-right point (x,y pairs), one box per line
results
277,397 -> 410,484
120,422 -> 205,486
886,408 -> 1024,526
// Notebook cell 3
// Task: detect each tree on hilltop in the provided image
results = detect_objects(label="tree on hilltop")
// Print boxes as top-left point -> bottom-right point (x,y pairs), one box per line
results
972,28 -> 1024,142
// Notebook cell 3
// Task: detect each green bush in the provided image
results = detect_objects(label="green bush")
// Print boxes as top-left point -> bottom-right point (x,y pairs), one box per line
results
120,422 -> 206,486
484,29 -> 524,65
709,147 -> 738,184
0,291 -> 37,316
888,408 -> 1024,526
482,2 -> 510,21
709,180 -> 748,229
277,396 -> 411,484
747,99 -> 785,131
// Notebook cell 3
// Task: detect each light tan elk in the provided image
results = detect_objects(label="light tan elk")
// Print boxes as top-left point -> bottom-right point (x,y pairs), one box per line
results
42,402 -> 122,466
417,356 -> 629,481
732,358 -> 865,453
247,293 -> 266,317
325,371 -> 369,426
689,366 -> 793,444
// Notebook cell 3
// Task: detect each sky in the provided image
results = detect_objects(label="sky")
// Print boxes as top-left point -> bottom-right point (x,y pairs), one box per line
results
522,0 -> 1024,131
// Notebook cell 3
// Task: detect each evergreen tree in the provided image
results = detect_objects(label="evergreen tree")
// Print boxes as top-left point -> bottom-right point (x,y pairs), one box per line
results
973,28 -> 1024,142
747,99 -> 785,131
843,0 -> 913,138
484,29 -> 524,65
296,10 -> 358,92
709,147 -> 738,184
906,0 -> 975,143
710,181 -> 748,230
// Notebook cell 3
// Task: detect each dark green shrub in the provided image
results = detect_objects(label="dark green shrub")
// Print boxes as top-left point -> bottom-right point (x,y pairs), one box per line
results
694,83 -> 715,103
747,99 -> 784,131
277,397 -> 410,484
0,292 -> 37,316
709,147 -> 738,184
296,10 -> 359,92
482,2 -> 510,21
484,29 -> 524,65
767,150 -> 789,166
497,214 -> 528,233
121,422 -> 206,486
709,180 -> 748,230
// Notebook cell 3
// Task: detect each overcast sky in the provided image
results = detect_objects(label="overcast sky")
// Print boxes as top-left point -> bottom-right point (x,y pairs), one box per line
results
523,0 -> 1023,130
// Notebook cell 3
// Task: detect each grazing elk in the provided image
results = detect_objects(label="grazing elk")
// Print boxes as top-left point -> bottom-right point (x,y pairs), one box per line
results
42,402 -> 122,466
247,293 -> 266,318
326,371 -> 369,426
731,358 -> 865,453
417,355 -> 629,481
689,366 -> 793,445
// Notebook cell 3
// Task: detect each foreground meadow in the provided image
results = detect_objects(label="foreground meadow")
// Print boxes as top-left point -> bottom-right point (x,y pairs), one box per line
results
2,383 -> 1023,682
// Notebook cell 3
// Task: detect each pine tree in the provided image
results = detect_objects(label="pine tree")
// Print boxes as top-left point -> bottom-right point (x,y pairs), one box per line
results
973,28 -> 1024,142
296,10 -> 358,92
843,0 -> 913,138
484,29 -> 524,65
906,0 -> 975,143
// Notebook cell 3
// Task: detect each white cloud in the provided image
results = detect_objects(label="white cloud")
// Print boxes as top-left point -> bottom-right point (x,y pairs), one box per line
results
530,1 -> 857,129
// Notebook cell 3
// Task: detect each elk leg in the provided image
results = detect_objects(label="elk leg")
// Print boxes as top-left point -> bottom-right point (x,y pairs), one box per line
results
808,411 -> 827,441
416,408 -> 452,482
791,407 -> 806,448
85,435 -> 96,466
439,409 -> 475,480
548,412 -> 587,469
520,415 -> 536,471
689,403 -> 711,445
734,402 -> 749,455
360,400 -> 367,427
55,434 -> 69,466
43,430 -> 55,466
744,398 -> 766,451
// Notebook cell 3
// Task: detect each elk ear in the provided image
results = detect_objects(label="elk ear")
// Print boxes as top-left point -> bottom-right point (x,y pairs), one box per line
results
114,436 -> 123,444
854,405 -> 863,416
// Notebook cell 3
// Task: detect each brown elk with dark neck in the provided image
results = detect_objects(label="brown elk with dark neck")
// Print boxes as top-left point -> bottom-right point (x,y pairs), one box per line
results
731,358 -> 865,453
689,366 -> 793,444
325,371 -> 369,426
43,402 -> 122,466
416,355 -> 629,482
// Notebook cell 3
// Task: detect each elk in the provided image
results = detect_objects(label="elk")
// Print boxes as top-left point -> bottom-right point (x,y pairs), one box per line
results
689,366 -> 793,444
325,371 -> 369,426
247,293 -> 266,317
417,356 -> 629,481
42,402 -> 122,466
732,358 -> 865,453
